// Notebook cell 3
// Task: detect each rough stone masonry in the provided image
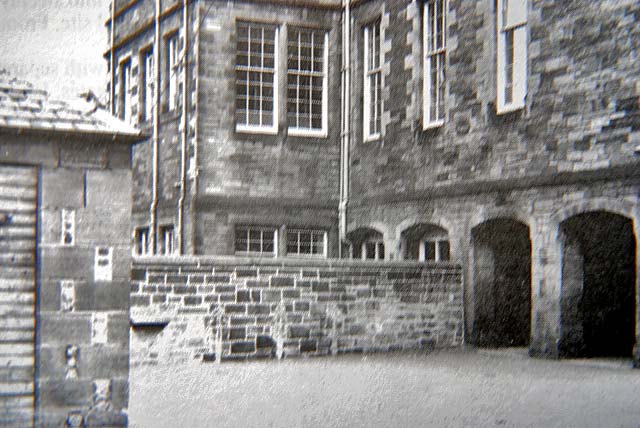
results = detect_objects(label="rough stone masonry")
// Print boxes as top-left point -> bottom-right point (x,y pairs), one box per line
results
130,257 -> 463,364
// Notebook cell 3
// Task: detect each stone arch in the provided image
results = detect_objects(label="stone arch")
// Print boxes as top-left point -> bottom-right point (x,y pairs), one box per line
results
346,226 -> 386,260
469,209 -> 533,239
394,215 -> 455,242
550,198 -> 636,228
399,222 -> 451,262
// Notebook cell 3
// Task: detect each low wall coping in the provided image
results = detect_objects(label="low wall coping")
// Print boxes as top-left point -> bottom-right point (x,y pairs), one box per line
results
132,255 -> 461,270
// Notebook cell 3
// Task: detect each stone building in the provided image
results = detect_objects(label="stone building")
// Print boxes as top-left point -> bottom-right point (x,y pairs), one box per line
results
107,0 -> 640,365
0,71 -> 142,427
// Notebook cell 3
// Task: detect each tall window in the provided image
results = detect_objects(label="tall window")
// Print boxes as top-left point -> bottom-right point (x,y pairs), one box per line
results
236,22 -> 278,133
363,20 -> 382,141
235,226 -> 277,256
287,28 -> 328,137
166,33 -> 180,111
118,59 -> 132,123
423,0 -> 446,128
286,229 -> 327,257
141,49 -> 154,121
497,0 -> 527,113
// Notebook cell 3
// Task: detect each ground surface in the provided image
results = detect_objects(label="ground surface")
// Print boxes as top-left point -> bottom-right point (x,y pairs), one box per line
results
129,348 -> 640,428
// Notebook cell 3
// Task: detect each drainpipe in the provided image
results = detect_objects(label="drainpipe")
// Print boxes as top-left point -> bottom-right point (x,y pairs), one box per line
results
177,0 -> 189,254
150,0 -> 161,254
109,1 -> 116,114
338,0 -> 351,258
190,1 -> 201,254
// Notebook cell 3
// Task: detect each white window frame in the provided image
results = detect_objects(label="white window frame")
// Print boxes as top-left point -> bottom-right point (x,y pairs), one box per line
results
166,33 -> 180,112
419,237 -> 450,262
141,48 -> 154,121
361,239 -> 385,260
118,58 -> 132,123
287,28 -> 329,138
134,227 -> 150,256
286,229 -> 327,258
235,22 -> 279,135
363,20 -> 382,142
61,208 -> 75,246
159,225 -> 175,256
496,0 -> 527,114
235,226 -> 278,257
423,0 -> 446,129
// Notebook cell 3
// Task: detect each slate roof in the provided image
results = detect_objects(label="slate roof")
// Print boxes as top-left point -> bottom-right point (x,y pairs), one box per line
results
0,70 -> 141,140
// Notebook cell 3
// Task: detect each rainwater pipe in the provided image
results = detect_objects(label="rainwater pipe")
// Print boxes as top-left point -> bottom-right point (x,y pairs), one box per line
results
338,0 -> 351,258
150,0 -> 161,254
190,1 -> 201,254
109,1 -> 116,114
177,0 -> 189,254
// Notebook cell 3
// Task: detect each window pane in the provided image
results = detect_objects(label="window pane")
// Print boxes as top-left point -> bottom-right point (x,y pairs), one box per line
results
424,241 -> 436,261
287,28 -> 326,132
439,240 -> 450,262
505,29 -> 514,103
365,242 -> 376,259
236,22 -> 276,129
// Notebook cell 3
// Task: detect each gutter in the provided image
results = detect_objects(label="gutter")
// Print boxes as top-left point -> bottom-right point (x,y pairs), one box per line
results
190,1 -> 201,254
109,0 -> 116,114
338,0 -> 351,257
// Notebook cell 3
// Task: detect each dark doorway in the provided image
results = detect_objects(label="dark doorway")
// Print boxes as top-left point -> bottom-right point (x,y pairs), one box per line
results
472,219 -> 531,347
560,211 -> 636,358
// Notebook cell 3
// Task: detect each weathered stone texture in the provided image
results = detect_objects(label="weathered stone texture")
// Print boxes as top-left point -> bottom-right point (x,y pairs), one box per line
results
130,257 -> 463,364
349,0 -> 640,196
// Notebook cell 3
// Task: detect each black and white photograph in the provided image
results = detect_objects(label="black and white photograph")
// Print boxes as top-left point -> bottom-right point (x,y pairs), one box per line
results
0,0 -> 639,427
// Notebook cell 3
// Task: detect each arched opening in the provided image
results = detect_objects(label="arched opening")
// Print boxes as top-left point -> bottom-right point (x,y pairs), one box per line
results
471,218 -> 531,347
400,223 -> 450,262
347,228 -> 385,260
560,211 -> 636,358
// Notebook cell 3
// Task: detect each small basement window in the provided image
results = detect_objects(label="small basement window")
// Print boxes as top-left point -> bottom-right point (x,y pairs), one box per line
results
235,226 -> 277,256
134,227 -> 150,256
159,225 -> 175,256
286,229 -> 327,257
420,238 -> 450,262
362,239 -> 385,260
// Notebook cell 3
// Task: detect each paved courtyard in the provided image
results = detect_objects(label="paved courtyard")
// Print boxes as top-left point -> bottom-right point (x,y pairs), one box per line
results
130,348 -> 640,428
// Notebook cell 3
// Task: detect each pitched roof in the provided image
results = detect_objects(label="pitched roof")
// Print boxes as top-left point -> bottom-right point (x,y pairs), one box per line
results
0,70 -> 142,140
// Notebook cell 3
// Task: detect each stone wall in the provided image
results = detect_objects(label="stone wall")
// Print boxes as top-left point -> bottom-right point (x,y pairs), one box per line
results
0,133 -> 134,427
130,257 -> 463,364
348,0 -> 640,198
